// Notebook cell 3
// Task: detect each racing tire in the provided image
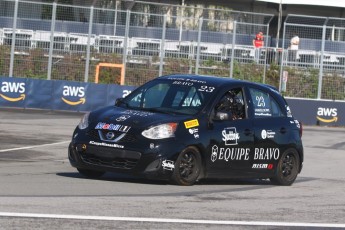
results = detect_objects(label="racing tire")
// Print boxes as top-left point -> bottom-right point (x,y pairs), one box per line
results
171,146 -> 202,186
77,168 -> 105,179
270,148 -> 300,186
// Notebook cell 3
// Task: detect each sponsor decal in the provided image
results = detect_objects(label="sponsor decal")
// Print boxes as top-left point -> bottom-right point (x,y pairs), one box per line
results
256,96 -> 266,107
211,146 -> 218,162
254,108 -> 271,116
254,96 -> 271,116
188,128 -> 199,139
211,145 -> 250,162
182,97 -> 201,107
286,106 -> 292,117
294,120 -> 301,128
197,85 -> 215,93
122,110 -> 153,117
122,90 -> 131,98
116,115 -> 130,122
167,77 -> 207,84
316,107 -> 338,123
184,119 -> 199,129
162,160 -> 175,171
172,80 -> 194,86
89,141 -> 124,149
95,122 -> 131,132
222,127 -> 239,145
0,82 -> 26,102
61,86 -> 86,106
254,148 -> 280,160
261,129 -> 275,139
211,146 -> 279,163
252,164 -> 274,169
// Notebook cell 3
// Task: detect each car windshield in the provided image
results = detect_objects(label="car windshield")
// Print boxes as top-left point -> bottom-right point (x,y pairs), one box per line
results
118,77 -> 217,115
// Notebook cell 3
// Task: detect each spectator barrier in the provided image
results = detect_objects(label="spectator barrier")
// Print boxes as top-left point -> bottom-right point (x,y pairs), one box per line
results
0,76 -> 135,112
1,77 -> 344,126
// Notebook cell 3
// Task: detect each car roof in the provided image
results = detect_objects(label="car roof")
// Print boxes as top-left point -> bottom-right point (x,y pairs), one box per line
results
159,74 -> 279,93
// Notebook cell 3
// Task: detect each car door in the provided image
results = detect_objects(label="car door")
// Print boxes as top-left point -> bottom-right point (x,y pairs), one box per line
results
248,86 -> 289,171
206,86 -> 254,178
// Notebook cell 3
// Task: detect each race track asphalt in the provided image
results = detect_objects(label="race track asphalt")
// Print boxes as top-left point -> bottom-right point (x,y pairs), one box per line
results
0,107 -> 344,229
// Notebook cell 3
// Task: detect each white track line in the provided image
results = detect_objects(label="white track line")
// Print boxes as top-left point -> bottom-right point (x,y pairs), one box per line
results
0,212 -> 344,228
0,141 -> 69,153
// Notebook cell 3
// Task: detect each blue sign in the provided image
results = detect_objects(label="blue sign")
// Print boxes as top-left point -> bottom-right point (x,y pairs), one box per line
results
286,98 -> 345,126
0,77 -> 344,127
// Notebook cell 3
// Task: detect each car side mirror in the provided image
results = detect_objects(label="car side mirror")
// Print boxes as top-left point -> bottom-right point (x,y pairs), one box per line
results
115,98 -> 122,106
213,111 -> 232,121
114,98 -> 121,106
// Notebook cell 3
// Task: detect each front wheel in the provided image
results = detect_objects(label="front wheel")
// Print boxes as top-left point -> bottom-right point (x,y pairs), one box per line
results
171,146 -> 202,186
270,148 -> 300,186
77,168 -> 105,179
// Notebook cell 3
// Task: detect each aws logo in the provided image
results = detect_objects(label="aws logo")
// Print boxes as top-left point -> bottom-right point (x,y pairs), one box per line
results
0,82 -> 26,102
317,107 -> 338,123
61,86 -> 86,106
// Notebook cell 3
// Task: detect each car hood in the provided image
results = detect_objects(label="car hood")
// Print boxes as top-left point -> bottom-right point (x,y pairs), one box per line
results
89,106 -> 187,130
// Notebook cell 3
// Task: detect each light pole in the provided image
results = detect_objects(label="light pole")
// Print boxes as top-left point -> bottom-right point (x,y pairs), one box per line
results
179,0 -> 185,42
276,0 -> 282,49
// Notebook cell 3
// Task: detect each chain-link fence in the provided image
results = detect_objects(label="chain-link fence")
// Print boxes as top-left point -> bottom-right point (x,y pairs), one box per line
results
1,0 -> 345,101
0,0 -> 273,85
280,15 -> 345,100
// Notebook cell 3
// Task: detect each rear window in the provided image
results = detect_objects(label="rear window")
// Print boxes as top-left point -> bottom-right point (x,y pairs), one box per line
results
249,88 -> 284,118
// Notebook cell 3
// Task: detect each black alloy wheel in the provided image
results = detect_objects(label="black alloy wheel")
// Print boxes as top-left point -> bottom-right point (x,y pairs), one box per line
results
171,146 -> 202,186
270,148 -> 300,186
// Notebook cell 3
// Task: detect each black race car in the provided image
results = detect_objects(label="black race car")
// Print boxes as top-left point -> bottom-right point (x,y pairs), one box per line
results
68,74 -> 303,186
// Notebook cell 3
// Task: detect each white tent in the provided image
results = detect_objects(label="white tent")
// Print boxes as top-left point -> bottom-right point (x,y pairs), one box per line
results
256,0 -> 345,8
256,0 -> 345,47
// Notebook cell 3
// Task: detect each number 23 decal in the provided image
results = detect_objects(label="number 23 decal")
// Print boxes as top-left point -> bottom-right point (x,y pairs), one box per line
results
198,85 -> 215,92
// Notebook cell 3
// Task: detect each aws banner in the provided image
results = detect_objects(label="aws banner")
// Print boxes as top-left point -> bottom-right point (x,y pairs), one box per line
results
0,77 -> 27,108
1,77 -> 344,126
0,77 -> 135,111
286,98 -> 345,126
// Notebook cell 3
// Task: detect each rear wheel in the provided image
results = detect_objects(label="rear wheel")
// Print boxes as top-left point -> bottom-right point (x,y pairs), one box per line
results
77,168 -> 105,179
270,148 -> 300,186
171,146 -> 202,186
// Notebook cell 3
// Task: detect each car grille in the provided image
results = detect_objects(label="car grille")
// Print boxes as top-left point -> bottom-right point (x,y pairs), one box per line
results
80,145 -> 141,170
87,129 -> 137,143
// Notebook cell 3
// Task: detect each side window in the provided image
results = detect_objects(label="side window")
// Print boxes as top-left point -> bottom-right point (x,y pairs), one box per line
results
182,87 -> 202,107
215,88 -> 245,120
172,87 -> 202,107
249,88 -> 284,118
271,98 -> 284,117
127,83 -> 168,108
127,90 -> 142,108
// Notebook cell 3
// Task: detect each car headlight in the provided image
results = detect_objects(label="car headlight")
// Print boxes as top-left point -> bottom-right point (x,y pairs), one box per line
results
78,112 -> 90,130
142,123 -> 178,139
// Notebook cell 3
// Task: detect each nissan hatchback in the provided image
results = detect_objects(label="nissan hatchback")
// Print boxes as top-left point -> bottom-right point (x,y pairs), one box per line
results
68,74 -> 303,186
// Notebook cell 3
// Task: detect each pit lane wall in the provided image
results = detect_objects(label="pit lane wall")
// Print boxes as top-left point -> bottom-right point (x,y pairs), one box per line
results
0,77 -> 344,127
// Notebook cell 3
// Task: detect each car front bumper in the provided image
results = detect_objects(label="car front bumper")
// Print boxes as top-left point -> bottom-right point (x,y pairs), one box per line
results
68,140 -> 179,181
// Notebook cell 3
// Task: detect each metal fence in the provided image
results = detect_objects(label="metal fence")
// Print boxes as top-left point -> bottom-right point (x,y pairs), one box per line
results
0,0 -> 345,101
280,15 -> 345,100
